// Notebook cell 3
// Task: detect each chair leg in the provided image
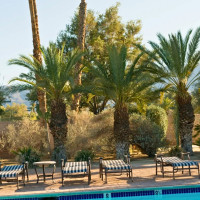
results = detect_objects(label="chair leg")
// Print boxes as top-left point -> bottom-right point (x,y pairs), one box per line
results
131,169 -> 133,182
26,167 -> 29,182
99,168 -> 101,178
17,174 -> 19,190
62,174 -> 64,186
198,165 -> 200,178
23,173 -> 25,186
189,166 -> 191,176
88,174 -> 90,185
173,167 -> 175,180
105,169 -> 107,183
182,166 -> 184,174
162,165 -> 164,178
156,161 -> 158,175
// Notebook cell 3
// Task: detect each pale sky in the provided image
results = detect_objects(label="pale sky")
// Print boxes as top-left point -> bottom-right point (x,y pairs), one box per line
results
1,0 -> 200,85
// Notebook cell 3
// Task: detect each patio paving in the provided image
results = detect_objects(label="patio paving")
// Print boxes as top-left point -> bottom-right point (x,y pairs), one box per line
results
0,157 -> 200,197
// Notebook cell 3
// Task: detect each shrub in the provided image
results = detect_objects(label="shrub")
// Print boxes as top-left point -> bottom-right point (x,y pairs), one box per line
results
146,104 -> 168,135
0,119 -> 48,156
168,146 -> 182,157
75,149 -> 95,162
130,113 -> 166,157
2,103 -> 29,120
13,147 -> 41,167
67,109 -> 115,158
195,138 -> 200,146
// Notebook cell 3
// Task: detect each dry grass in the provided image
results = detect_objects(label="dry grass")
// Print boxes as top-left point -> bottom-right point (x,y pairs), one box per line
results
67,109 -> 115,159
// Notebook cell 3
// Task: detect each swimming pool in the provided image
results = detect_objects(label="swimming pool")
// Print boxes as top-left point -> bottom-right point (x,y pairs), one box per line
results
0,185 -> 200,200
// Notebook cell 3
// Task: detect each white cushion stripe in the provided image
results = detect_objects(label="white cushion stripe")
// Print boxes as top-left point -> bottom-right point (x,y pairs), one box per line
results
0,165 -> 23,178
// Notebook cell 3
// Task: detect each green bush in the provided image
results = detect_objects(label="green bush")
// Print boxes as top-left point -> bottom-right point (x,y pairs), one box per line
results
2,103 -> 29,120
13,147 -> 41,167
74,149 -> 95,162
130,113 -> 166,157
146,104 -> 168,135
168,146 -> 182,157
195,138 -> 200,146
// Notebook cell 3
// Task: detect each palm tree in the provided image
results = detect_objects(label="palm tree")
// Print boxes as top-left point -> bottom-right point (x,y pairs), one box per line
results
139,28 -> 200,153
88,45 -> 155,159
72,0 -> 87,111
8,44 -> 83,162
28,0 -> 47,122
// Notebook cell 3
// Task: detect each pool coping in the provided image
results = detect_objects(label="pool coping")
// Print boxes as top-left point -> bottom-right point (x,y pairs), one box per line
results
1,184 -> 200,199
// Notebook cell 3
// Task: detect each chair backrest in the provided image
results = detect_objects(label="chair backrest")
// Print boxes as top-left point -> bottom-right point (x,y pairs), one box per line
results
65,161 -> 87,167
1,165 -> 23,171
102,160 -> 126,166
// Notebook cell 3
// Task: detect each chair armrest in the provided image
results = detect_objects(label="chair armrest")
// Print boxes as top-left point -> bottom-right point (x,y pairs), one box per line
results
87,157 -> 91,166
23,161 -> 29,181
154,154 -> 164,162
61,159 -> 65,170
181,152 -> 190,160
24,161 -> 29,171
99,157 -> 103,164
87,157 -> 91,172
124,155 -> 130,164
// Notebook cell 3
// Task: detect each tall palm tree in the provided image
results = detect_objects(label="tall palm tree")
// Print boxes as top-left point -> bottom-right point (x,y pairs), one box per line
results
28,0 -> 47,121
8,44 -> 83,163
72,0 -> 87,111
139,28 -> 200,153
88,45 -> 155,159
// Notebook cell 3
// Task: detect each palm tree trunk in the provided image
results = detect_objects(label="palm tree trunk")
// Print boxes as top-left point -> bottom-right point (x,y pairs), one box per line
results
114,104 -> 130,159
28,0 -> 47,120
71,0 -> 87,111
177,94 -> 194,153
28,0 -> 53,155
49,99 -> 67,164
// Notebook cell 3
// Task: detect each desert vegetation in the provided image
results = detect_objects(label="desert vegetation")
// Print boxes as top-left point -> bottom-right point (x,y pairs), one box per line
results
1,1 -> 200,164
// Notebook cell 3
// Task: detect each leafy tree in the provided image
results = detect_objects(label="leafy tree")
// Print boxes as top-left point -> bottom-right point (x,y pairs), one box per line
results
139,28 -> 200,153
3,103 -> 28,120
8,43 -> 83,163
130,113 -> 165,157
0,86 -> 7,116
86,45 -> 155,159
57,3 -> 142,114
146,104 -> 168,135
159,93 -> 175,114
192,80 -> 200,113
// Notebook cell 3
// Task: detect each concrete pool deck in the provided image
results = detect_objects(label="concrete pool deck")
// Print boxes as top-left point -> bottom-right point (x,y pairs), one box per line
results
0,157 -> 200,197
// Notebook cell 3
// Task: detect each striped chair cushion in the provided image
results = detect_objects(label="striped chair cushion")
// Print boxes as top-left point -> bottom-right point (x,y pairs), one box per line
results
0,165 -> 23,178
157,157 -> 198,167
65,161 -> 87,167
63,162 -> 88,174
102,160 -> 131,170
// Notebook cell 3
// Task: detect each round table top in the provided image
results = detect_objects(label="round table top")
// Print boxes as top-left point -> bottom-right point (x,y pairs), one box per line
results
33,161 -> 56,166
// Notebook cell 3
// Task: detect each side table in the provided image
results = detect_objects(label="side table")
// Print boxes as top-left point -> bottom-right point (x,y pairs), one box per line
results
33,161 -> 56,183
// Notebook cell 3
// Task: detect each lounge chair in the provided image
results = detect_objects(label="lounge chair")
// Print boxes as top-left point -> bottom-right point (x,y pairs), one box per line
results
61,159 -> 91,186
155,153 -> 200,179
0,161 -> 29,189
99,155 -> 133,183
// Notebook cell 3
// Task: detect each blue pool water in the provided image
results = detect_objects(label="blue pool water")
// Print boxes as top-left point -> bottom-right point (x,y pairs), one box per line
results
0,185 -> 200,200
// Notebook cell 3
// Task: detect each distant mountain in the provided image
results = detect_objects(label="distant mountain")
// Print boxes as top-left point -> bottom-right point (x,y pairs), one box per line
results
3,90 -> 31,109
